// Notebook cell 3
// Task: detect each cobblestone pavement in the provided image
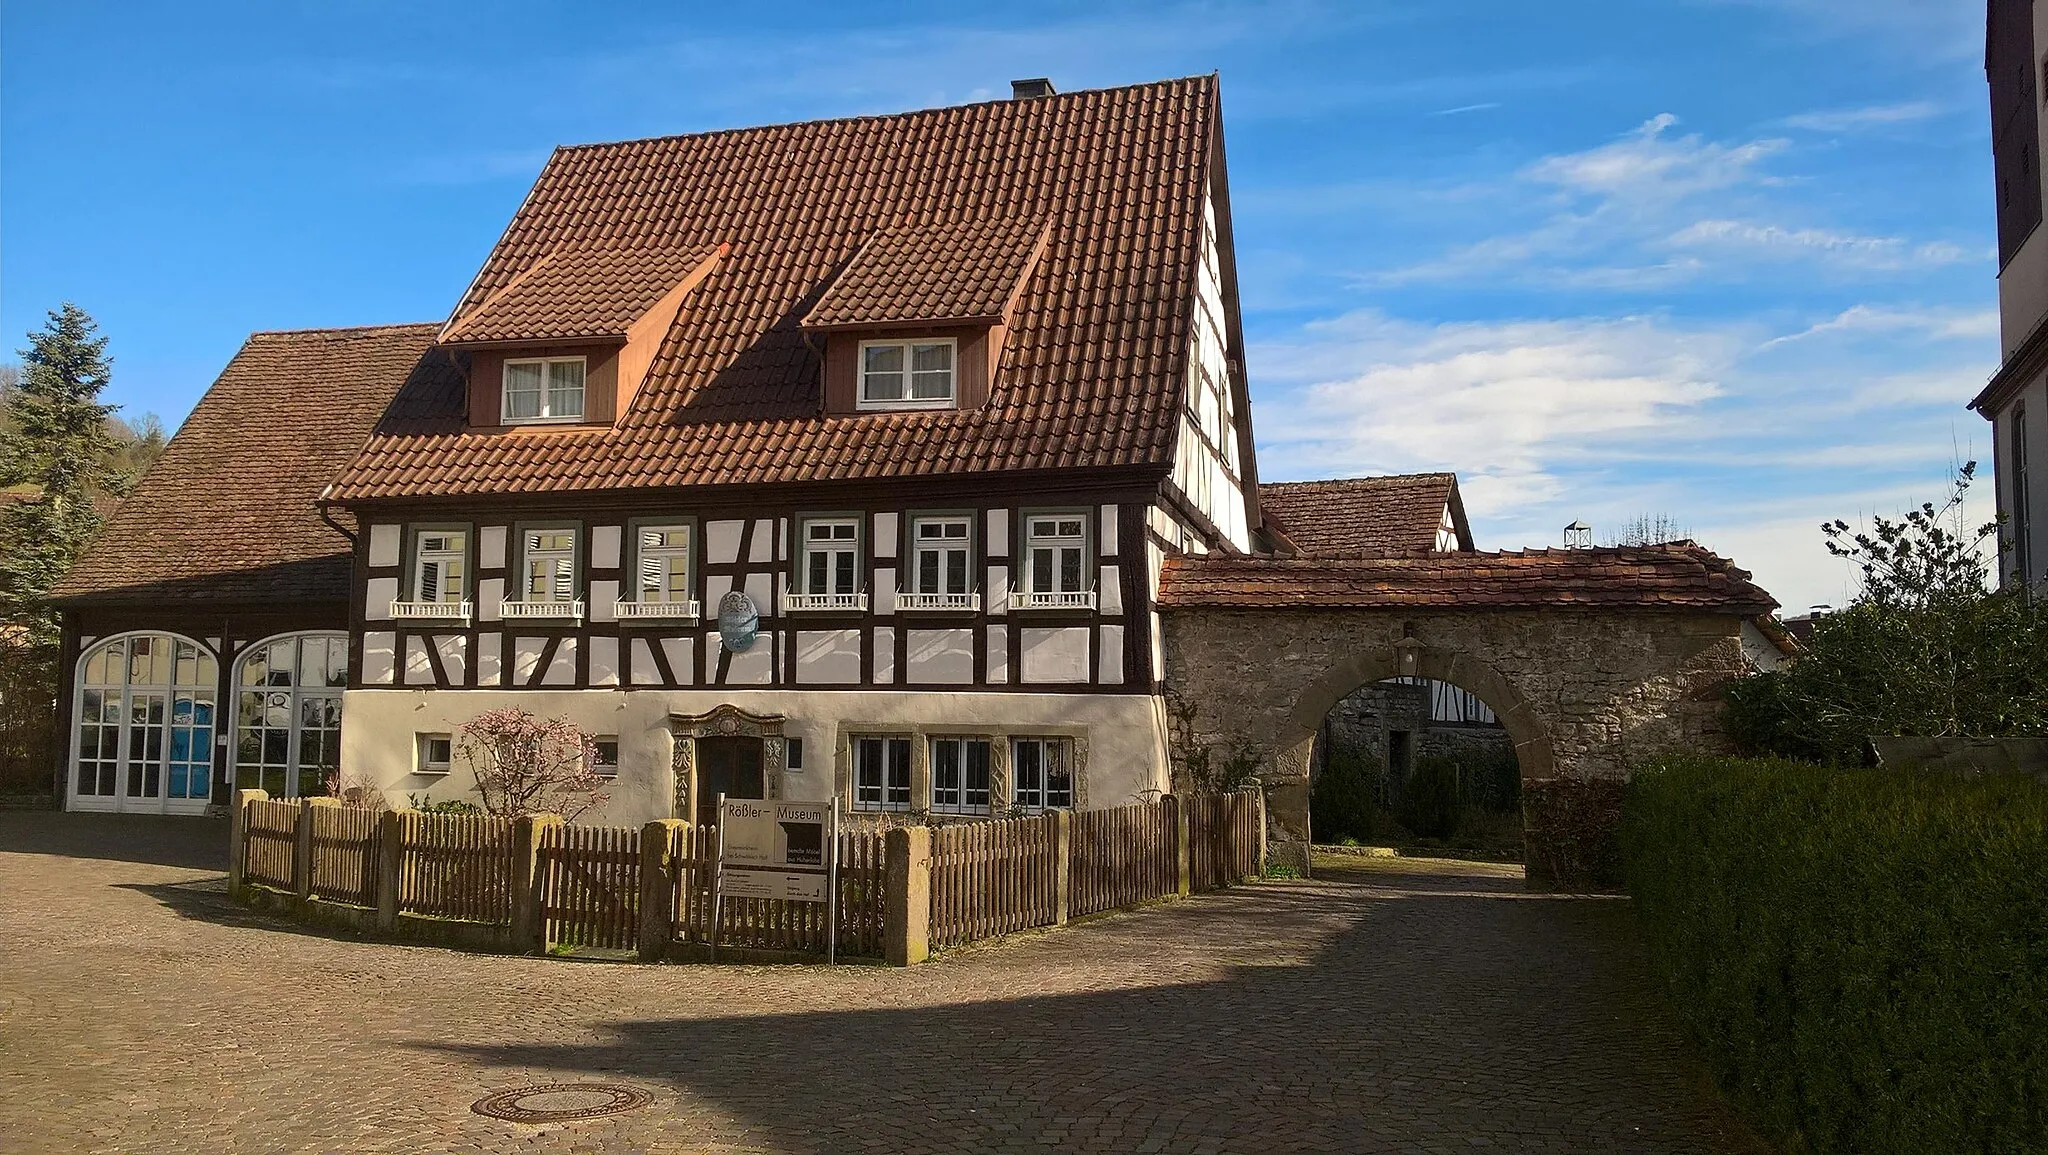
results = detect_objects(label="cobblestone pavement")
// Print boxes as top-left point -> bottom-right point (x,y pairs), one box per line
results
0,814 -> 1767,1154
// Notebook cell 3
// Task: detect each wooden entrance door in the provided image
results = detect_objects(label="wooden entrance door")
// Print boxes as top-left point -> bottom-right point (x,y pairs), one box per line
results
696,735 -> 765,826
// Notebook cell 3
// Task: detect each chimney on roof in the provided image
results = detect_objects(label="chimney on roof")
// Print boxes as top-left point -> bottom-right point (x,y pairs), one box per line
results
1011,78 -> 1057,99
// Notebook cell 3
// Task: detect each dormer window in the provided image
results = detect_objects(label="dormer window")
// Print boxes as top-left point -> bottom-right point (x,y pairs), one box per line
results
858,340 -> 955,409
502,357 -> 586,424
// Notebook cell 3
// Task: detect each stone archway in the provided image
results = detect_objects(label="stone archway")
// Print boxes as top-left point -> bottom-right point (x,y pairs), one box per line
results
1160,605 -> 1754,873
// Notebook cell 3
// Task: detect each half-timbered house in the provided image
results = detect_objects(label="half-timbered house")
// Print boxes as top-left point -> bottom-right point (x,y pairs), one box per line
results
51,75 -> 1274,825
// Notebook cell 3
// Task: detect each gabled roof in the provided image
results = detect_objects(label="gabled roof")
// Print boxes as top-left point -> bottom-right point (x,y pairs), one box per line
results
52,324 -> 447,605
1155,544 -> 1778,614
1258,473 -> 1473,556
440,242 -> 725,345
803,217 -> 1049,330
326,76 -> 1223,502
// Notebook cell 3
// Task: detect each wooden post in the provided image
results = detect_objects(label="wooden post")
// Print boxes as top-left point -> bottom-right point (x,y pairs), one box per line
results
227,788 -> 267,899
509,813 -> 563,953
638,819 -> 685,962
884,825 -> 931,967
1254,788 -> 1270,880
1169,795 -> 1192,896
374,807 -> 407,931
1051,809 -> 1071,926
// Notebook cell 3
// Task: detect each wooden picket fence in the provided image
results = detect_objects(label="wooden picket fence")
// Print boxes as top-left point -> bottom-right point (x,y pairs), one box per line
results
242,798 -> 298,889
1187,791 -> 1263,892
307,803 -> 381,906
925,790 -> 1265,953
230,788 -> 1264,965
398,811 -> 515,924
928,814 -> 1059,950
665,824 -> 888,958
1069,801 -> 1179,918
539,823 -> 640,952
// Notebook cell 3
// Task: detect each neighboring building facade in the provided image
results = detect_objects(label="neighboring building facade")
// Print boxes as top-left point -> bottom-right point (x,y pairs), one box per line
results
1977,0 -> 2048,589
53,76 -> 1271,825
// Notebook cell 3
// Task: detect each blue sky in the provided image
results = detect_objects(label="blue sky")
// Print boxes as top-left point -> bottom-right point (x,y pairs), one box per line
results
0,0 -> 1994,611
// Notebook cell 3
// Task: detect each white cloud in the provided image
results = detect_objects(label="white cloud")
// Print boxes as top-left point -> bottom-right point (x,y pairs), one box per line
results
1526,114 -> 1786,200
1248,300 -> 1998,610
1668,219 -> 1973,269
1371,112 -> 1975,288
1780,100 -> 1946,132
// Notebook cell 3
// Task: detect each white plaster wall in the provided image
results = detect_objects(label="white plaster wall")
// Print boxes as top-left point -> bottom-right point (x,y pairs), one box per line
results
1020,626 -> 1090,683
1166,184 -> 1251,551
795,629 -> 862,684
363,632 -> 396,685
706,520 -> 743,564
367,524 -> 401,568
477,633 -> 502,686
479,526 -> 507,570
591,524 -> 622,569
364,576 -> 397,620
1994,374 -> 2048,587
340,687 -> 1173,827
906,628 -> 974,684
2005,3 -> 2048,356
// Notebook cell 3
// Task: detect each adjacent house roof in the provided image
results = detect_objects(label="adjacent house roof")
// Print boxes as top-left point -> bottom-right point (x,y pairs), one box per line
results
52,324 -> 446,605
1257,473 -> 1473,555
325,75 -> 1223,502
1155,544 -> 1778,614
440,241 -> 725,346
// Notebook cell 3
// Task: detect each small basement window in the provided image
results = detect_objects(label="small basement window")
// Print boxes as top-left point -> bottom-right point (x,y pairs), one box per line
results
417,733 -> 453,775
858,339 -> 955,409
591,738 -> 620,778
502,356 -> 586,423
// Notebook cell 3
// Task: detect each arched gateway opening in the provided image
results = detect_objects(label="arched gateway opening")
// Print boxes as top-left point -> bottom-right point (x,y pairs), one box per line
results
1155,545 -> 1777,878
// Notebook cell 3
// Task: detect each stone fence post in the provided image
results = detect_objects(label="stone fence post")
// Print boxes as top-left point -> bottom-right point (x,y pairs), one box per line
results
227,788 -> 266,898
375,807 -> 408,932
885,825 -> 931,967
1050,809 -> 1071,926
509,813 -> 563,954
638,819 -> 686,962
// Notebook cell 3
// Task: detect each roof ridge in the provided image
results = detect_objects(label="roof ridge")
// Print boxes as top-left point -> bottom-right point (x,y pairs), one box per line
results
249,322 -> 441,337
1261,472 -> 1456,487
549,74 -> 1217,155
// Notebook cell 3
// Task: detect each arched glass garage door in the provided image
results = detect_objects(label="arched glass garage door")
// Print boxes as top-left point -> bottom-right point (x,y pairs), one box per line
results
71,633 -> 218,815
233,633 -> 347,798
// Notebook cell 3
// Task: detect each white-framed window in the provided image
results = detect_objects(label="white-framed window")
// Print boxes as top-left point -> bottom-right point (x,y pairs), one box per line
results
521,528 -> 578,602
624,523 -> 696,616
591,738 -> 620,778
407,529 -> 469,612
502,356 -> 586,423
1016,514 -> 1093,609
853,735 -> 912,811
234,632 -> 346,800
901,515 -> 976,610
1011,738 -> 1074,811
416,733 -> 453,775
72,633 -> 218,814
787,516 -> 865,611
930,737 -> 991,815
858,339 -> 956,409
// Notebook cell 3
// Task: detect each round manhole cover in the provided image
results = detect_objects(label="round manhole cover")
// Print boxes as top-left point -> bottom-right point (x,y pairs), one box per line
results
471,1083 -> 653,1124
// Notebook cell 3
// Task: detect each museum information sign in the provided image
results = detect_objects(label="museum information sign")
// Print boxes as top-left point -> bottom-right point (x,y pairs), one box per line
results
713,796 -> 841,960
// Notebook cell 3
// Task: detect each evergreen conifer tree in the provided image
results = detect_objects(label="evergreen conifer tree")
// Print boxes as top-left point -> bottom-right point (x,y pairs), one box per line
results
0,304 -> 128,646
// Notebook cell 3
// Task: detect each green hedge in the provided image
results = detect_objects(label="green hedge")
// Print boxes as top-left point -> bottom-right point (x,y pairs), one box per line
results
1621,756 -> 2048,1154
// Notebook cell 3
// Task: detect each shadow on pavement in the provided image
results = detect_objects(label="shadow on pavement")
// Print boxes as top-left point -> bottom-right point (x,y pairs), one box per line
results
420,866 -> 1769,1155
0,811 -> 228,870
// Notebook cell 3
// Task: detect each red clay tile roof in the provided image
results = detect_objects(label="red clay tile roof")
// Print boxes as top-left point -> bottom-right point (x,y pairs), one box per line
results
325,75 -> 1219,502
440,241 -> 724,345
803,217 -> 1049,330
52,324 -> 449,605
1258,473 -> 1471,556
1155,544 -> 1778,613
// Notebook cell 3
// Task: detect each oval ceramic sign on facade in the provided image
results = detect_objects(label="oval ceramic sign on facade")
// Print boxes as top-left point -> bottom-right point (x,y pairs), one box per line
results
717,590 -> 760,652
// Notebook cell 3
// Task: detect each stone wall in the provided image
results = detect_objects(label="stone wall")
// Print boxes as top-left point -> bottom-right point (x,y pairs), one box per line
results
1160,607 -> 1750,874
1312,679 -> 1515,783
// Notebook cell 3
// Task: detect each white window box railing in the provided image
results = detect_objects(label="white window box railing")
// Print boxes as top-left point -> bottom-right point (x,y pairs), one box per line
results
1010,590 -> 1097,611
390,600 -> 472,623
500,599 -> 585,622
782,592 -> 869,613
614,599 -> 702,621
894,591 -> 982,612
